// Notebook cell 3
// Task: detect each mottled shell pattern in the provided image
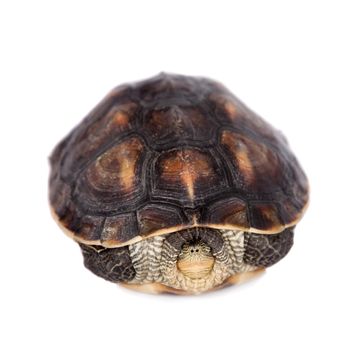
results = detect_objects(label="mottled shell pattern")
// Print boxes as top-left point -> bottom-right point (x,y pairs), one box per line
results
50,73 -> 308,250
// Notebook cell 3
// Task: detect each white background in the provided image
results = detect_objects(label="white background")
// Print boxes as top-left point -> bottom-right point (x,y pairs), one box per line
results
1,1 -> 349,349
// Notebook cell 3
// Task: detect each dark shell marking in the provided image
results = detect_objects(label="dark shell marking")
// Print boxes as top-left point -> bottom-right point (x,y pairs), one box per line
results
49,73 -> 308,246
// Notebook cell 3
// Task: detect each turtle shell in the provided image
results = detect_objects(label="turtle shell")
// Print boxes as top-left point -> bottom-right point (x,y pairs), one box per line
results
49,73 -> 309,247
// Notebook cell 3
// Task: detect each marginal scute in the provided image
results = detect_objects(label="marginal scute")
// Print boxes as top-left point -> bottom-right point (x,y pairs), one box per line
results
278,197 -> 300,224
76,215 -> 105,241
249,202 -> 282,230
101,213 -> 138,245
137,204 -> 185,236
49,178 -> 71,217
58,201 -> 81,234
205,197 -> 249,228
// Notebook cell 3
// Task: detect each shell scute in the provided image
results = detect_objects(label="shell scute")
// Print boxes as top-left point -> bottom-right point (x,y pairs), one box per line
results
137,204 -> 185,236
220,129 -> 283,193
61,101 -> 138,181
249,202 -> 282,231
205,197 -> 249,229
101,213 -> 138,246
49,73 -> 309,246
77,215 -> 105,241
143,105 -> 215,146
152,148 -> 227,205
73,136 -> 147,213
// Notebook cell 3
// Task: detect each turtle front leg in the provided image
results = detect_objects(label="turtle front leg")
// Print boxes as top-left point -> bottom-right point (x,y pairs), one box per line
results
243,228 -> 294,267
79,244 -> 136,282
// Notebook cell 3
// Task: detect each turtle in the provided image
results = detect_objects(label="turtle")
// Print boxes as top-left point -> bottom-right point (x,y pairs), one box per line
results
49,73 -> 309,295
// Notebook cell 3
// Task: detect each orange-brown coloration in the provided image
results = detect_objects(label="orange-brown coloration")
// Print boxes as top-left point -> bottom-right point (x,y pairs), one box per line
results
119,157 -> 135,190
210,93 -> 239,120
224,100 -> 238,119
161,149 -> 214,200
86,137 -> 143,192
77,215 -> 104,241
112,110 -> 129,127
106,103 -> 137,130
250,203 -> 281,229
207,197 -> 249,228
182,167 -> 195,199
137,205 -> 184,236
235,144 -> 254,182
221,131 -> 255,183
100,213 -> 137,245
60,102 -> 138,178
221,130 -> 279,187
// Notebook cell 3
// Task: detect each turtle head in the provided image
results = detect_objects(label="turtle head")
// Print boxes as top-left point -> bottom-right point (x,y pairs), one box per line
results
177,241 -> 214,279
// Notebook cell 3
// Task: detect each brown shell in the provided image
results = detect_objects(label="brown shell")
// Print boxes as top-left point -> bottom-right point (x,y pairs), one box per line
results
49,73 -> 309,247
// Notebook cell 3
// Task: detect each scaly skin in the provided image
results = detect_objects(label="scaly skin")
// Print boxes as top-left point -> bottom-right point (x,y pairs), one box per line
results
243,228 -> 294,267
79,244 -> 136,282
78,227 -> 294,293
